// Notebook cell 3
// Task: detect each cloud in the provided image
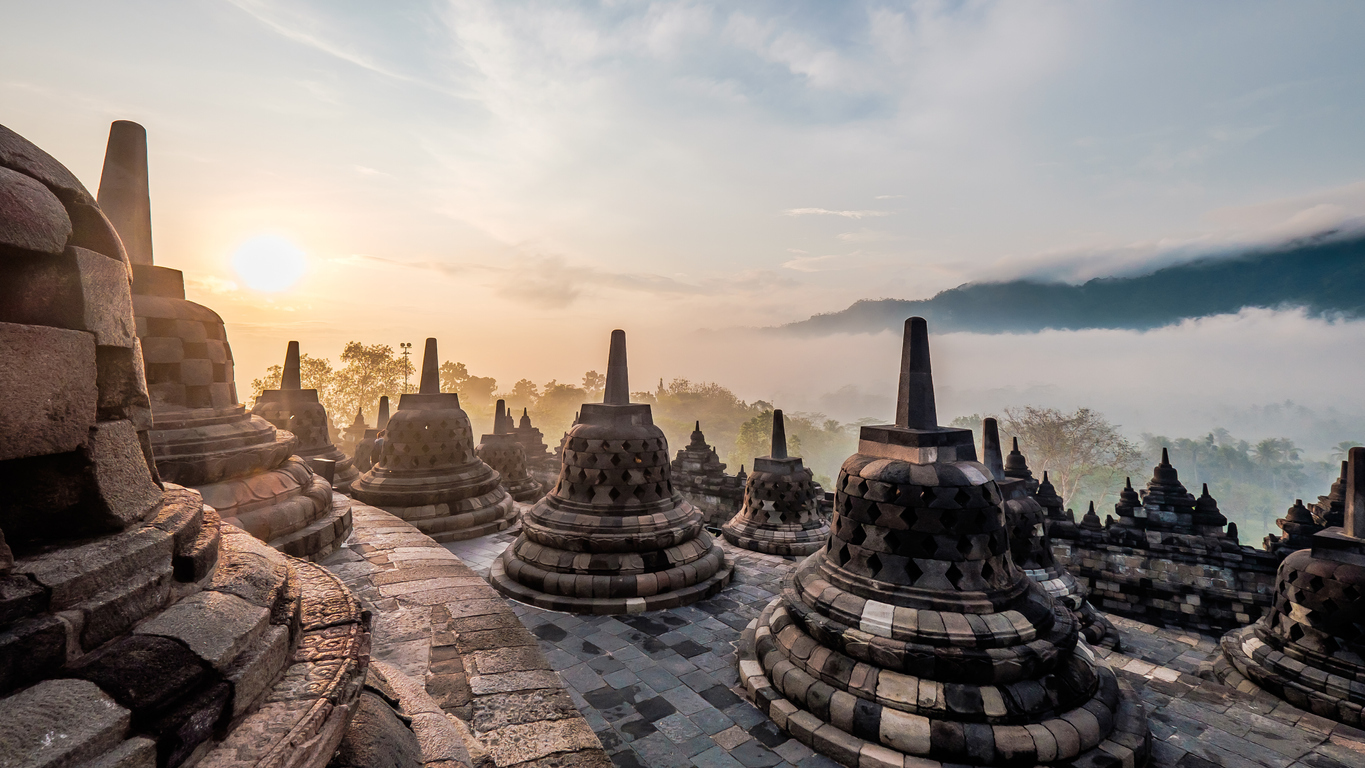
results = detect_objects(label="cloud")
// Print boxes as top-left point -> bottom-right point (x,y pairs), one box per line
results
836,229 -> 896,243
782,253 -> 851,272
784,208 -> 890,219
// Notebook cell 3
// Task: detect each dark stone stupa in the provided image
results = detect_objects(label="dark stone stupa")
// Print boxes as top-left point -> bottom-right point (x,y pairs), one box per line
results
721,409 -> 829,556
349,338 -> 516,542
491,330 -> 732,614
736,318 -> 1149,767
251,341 -> 360,492
475,398 -> 544,502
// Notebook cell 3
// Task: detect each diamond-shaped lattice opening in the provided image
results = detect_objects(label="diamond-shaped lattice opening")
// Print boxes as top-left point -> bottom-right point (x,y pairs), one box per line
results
945,562 -> 963,588
849,524 -> 868,546
608,487 -> 621,501
1321,598 -> 1339,614
854,479 -> 869,497
898,507 -> 919,529
1288,623 -> 1306,642
884,530 -> 903,553
981,560 -> 995,582
940,509 -> 958,531
920,487 -> 936,507
955,487 -> 973,507
989,530 -> 1009,556
836,544 -> 851,566
957,536 -> 974,558
914,536 -> 937,559
866,553 -> 883,578
610,453 -> 621,466
1309,576 -> 1324,591
905,558 -> 923,583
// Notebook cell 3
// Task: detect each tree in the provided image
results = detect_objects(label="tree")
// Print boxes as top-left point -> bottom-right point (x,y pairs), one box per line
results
440,361 -> 497,409
1000,406 -> 1142,509
582,370 -> 605,401
329,343 -> 407,422
505,379 -> 539,411
1329,441 -> 1359,463
248,353 -> 335,409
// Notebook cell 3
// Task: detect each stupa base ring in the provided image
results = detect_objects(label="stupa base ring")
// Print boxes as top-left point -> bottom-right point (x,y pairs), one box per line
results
737,598 -> 1151,768
489,551 -> 734,615
720,523 -> 827,557
1213,626 -> 1365,727
372,495 -> 518,543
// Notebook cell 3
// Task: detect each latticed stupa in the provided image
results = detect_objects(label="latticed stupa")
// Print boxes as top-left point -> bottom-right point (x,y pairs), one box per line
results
1214,447 -> 1365,727
475,398 -> 543,502
102,120 -> 348,560
491,330 -> 732,614
350,338 -> 516,542
0,123 -> 368,767
672,421 -> 745,526
737,318 -> 1149,767
353,395 -> 390,474
982,420 -> 1120,650
251,341 -> 359,492
721,409 -> 828,556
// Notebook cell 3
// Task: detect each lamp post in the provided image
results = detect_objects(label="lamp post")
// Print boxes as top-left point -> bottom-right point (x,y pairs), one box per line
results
400,342 -> 413,393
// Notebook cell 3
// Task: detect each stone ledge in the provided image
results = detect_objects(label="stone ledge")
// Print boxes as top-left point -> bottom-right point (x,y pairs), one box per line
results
321,497 -> 609,768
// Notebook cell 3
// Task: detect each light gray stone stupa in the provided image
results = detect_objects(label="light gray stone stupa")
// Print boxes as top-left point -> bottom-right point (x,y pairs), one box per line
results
491,330 -> 732,614
736,318 -> 1150,767
721,409 -> 829,556
349,338 -> 517,542
103,120 -> 349,560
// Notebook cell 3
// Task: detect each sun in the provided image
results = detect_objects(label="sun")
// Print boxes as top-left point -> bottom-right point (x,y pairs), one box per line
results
231,234 -> 308,292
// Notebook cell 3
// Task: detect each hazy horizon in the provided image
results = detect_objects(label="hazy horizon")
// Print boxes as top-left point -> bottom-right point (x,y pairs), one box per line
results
5,1 -> 1364,462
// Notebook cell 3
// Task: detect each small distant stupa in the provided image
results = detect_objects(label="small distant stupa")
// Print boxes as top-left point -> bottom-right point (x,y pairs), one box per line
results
720,409 -> 828,556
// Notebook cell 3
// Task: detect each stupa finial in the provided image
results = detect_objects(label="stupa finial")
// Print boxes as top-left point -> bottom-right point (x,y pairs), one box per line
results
97,120 -> 153,266
894,317 -> 936,429
377,396 -> 390,429
603,329 -> 630,405
494,399 -> 508,435
1161,447 -> 1171,466
282,341 -> 301,390
419,338 -> 439,394
982,417 -> 1005,481
771,410 -> 788,459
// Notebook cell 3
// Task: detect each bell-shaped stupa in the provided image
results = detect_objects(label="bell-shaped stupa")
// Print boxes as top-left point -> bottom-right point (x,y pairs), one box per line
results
251,341 -> 359,491
353,395 -> 390,474
476,399 -> 544,502
0,123 -> 367,767
736,318 -> 1149,767
721,410 -> 828,556
1215,447 -> 1365,727
491,330 -> 732,613
104,120 -> 348,560
986,423 -> 1120,650
340,407 -> 368,457
350,339 -> 516,541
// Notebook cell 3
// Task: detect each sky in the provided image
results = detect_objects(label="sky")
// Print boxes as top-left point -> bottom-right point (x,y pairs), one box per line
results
4,1 -> 1365,452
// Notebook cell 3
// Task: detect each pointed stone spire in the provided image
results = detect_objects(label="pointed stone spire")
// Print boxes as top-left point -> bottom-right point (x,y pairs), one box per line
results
377,396 -> 390,429
1081,501 -> 1104,531
895,317 -> 936,429
419,338 -> 439,395
771,410 -> 788,459
1347,447 -> 1365,539
282,341 -> 301,390
603,329 -> 630,405
520,407 -> 531,429
494,399 -> 508,435
97,120 -> 154,265
1161,447 -> 1170,465
982,417 -> 1005,481
1117,476 -> 1142,516
352,407 -> 365,426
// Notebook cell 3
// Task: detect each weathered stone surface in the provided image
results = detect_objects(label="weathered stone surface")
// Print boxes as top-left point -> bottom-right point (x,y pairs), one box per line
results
82,737 -> 156,768
328,691 -> 424,768
96,342 -> 152,430
0,322 -> 96,462
64,634 -> 214,714
0,678 -> 131,768
0,164 -> 70,254
65,203 -> 128,266
0,615 -> 68,696
87,420 -> 162,531
135,590 -> 269,670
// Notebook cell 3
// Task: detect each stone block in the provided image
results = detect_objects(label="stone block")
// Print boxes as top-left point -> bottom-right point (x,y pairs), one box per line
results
0,527 -> 11,575
224,624 -> 290,718
0,165 -> 70,254
64,634 -> 214,714
140,336 -> 184,364
87,420 -> 162,531
96,343 -> 152,430
136,590 -> 270,670
72,247 -> 136,347
83,737 -> 157,768
0,322 -> 96,462
329,690 -> 423,768
146,680 -> 230,768
0,679 -> 131,766
0,615 -> 68,695
66,202 -> 128,265
178,358 -> 214,387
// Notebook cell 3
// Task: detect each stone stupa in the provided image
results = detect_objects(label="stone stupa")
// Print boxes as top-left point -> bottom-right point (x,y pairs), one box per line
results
737,318 -> 1149,767
491,330 -> 733,614
983,421 -> 1120,650
340,407 -> 368,457
101,120 -> 349,560
1214,447 -> 1365,727
251,341 -> 359,492
353,395 -> 390,474
672,421 -> 745,526
475,398 -> 544,502
350,338 -> 516,542
721,409 -> 829,556
0,123 -> 368,767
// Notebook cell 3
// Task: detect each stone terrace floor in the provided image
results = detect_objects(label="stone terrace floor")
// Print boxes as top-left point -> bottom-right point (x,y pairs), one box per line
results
447,531 -> 1365,768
